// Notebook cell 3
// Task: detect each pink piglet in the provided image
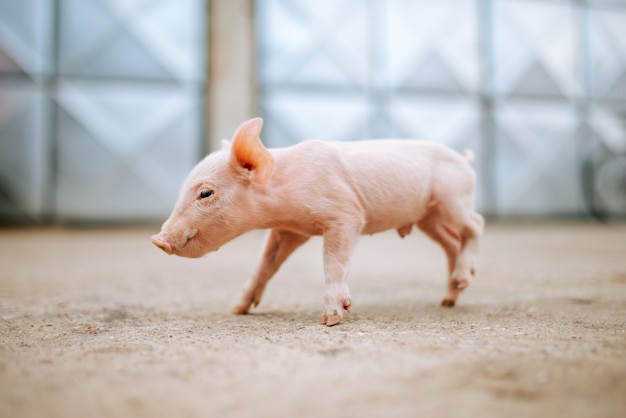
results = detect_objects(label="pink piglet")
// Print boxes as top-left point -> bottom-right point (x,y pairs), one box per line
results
151,118 -> 484,326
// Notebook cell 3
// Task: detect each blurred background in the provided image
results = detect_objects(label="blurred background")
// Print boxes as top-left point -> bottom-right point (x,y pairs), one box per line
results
1,0 -> 625,224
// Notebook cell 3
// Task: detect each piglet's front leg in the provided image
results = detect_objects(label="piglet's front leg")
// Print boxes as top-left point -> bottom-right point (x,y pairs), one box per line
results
233,229 -> 310,315
321,225 -> 360,326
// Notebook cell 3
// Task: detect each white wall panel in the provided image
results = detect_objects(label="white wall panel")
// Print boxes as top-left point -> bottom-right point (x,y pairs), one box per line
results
55,80 -> 200,219
0,0 -> 53,78
0,0 -> 205,222
586,5 -> 626,215
257,0 -> 626,217
0,81 -> 50,220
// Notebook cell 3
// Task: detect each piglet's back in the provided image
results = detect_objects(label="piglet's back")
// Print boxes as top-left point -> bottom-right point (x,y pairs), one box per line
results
329,140 -> 474,234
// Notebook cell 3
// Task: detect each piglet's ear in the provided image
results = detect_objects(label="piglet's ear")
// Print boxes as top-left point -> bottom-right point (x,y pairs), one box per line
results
230,118 -> 274,184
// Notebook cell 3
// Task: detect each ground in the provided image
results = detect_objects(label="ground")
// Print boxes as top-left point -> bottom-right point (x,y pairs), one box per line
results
0,222 -> 625,418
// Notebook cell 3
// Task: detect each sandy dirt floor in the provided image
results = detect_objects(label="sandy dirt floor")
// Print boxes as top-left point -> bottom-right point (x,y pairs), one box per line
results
0,222 -> 625,418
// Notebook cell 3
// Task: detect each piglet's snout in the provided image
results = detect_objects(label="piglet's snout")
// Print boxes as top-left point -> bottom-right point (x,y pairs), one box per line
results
151,233 -> 173,255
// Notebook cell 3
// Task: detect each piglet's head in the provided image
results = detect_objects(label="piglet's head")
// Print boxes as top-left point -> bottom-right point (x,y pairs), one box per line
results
151,118 -> 274,258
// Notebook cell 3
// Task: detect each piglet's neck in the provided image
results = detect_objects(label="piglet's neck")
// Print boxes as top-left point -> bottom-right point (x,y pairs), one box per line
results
240,174 -> 308,234
246,181 -> 285,228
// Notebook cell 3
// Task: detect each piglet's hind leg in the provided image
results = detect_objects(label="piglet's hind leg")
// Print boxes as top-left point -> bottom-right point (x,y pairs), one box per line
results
444,212 -> 484,306
417,215 -> 461,306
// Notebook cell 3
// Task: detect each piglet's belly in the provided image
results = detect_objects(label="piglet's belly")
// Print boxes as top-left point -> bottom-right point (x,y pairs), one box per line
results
360,212 -> 427,236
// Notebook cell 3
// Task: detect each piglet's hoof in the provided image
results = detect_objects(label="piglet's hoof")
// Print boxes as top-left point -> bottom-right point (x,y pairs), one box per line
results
440,277 -> 470,307
322,315 -> 341,327
321,297 -> 351,326
322,313 -> 342,327
232,304 -> 250,315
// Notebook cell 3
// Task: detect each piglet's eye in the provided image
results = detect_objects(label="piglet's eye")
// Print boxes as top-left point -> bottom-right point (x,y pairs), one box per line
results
199,190 -> 214,199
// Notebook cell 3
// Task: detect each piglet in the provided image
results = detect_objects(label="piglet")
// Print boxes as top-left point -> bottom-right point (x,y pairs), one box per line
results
151,118 -> 484,326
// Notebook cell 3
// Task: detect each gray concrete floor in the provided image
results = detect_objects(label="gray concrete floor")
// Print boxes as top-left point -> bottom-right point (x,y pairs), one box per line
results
1,222 -> 625,418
